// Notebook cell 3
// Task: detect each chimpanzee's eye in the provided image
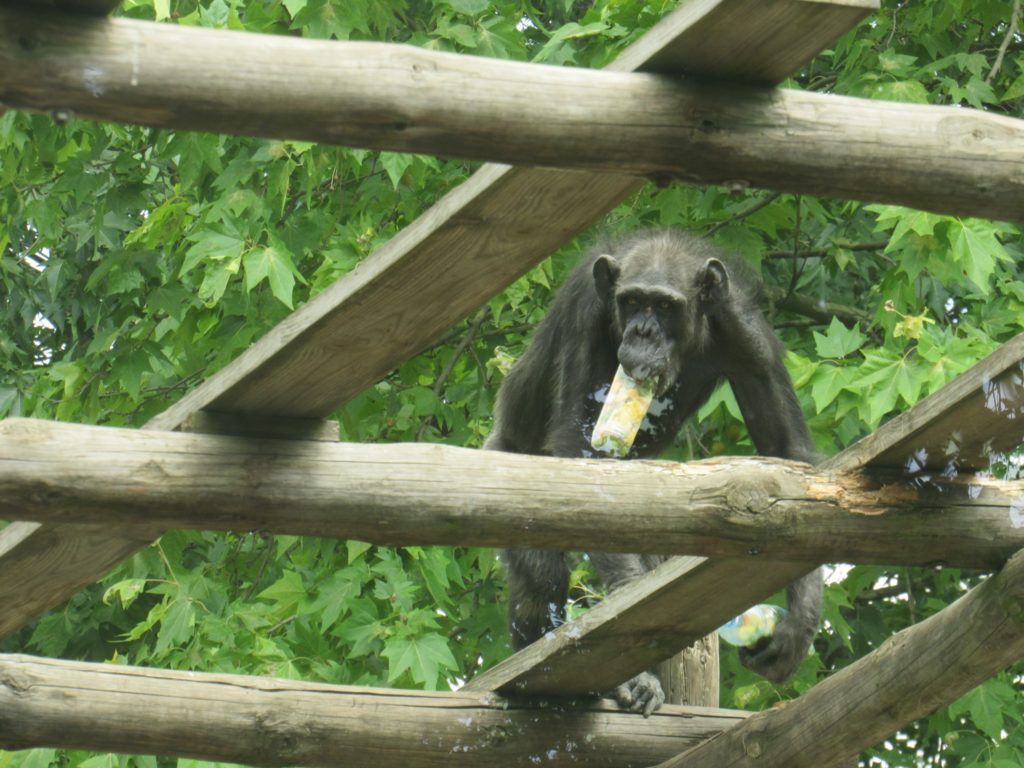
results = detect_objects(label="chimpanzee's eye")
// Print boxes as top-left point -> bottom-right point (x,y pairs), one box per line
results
658,300 -> 673,312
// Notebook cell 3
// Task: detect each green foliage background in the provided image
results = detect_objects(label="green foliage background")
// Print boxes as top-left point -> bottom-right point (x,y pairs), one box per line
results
1,0 -> 1023,766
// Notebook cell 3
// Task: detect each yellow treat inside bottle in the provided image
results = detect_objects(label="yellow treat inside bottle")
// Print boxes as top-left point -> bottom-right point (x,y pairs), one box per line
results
590,365 -> 656,457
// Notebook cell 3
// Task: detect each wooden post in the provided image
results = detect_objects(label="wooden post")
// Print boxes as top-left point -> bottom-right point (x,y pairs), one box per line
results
657,634 -> 720,707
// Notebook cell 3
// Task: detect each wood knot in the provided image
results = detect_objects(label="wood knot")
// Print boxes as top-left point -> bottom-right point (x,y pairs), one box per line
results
726,481 -> 773,515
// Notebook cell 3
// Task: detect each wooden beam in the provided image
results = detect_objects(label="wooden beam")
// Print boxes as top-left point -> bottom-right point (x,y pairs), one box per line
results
607,0 -> 876,80
0,0 -> 871,639
655,547 -> 1024,768
3,418 -> 1024,569
463,557 -> 809,697
0,520 -> 160,640
0,654 -> 746,767
8,9 -> 1023,224
825,332 -> 1024,473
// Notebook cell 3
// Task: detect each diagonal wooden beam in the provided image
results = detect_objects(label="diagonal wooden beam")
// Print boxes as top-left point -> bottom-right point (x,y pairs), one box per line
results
0,0 -> 874,640
462,557 -> 810,697
655,547 -> 1024,768
824,331 -> 1024,473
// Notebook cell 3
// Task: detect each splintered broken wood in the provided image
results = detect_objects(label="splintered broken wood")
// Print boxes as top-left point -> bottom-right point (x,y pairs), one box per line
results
5,418 -> 1024,569
462,557 -> 810,697
0,0 -> 873,640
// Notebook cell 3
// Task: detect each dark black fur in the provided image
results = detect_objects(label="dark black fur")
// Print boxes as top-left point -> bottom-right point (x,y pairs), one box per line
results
486,229 -> 823,715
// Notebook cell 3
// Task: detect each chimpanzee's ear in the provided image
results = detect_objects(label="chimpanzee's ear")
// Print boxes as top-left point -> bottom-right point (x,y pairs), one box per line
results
592,254 -> 621,302
697,257 -> 730,302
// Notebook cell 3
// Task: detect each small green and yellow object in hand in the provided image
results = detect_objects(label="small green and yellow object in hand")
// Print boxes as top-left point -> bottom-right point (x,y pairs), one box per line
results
590,365 -> 656,457
718,604 -> 788,647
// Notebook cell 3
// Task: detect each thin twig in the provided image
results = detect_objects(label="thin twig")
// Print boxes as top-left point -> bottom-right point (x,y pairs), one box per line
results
986,0 -> 1022,84
763,239 -> 890,260
416,307 -> 491,441
702,192 -> 782,237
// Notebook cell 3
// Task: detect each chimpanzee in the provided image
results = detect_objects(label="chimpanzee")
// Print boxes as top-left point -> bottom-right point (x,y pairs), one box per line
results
485,228 -> 822,716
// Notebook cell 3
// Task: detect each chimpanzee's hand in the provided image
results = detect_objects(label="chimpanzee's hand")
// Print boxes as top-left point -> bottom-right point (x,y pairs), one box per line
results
738,612 -> 814,682
614,671 -> 665,717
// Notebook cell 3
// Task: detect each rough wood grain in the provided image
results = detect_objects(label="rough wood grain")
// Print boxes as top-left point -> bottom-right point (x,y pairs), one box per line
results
657,548 -> 1024,768
825,332 -> 1024,473
0,654 -> 746,766
608,0 -> 876,79
0,521 -> 159,639
463,557 -> 808,696
3,418 -> 1024,569
0,0 -> 870,639
657,633 -> 720,708
8,9 -> 1022,224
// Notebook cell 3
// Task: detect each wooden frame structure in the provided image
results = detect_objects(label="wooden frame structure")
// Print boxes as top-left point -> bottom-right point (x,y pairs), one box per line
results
2,0 -> 1024,765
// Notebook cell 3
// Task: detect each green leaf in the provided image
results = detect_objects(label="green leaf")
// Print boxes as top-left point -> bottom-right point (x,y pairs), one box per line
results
962,77 -> 997,108
243,245 -> 299,308
282,0 -> 308,17
258,570 -> 307,613
380,152 -> 414,189
309,568 -> 362,630
383,633 -> 458,689
696,381 -> 741,421
871,79 -> 930,104
103,578 -> 147,609
198,255 -> 241,306
155,599 -> 196,653
877,50 -> 918,77
78,754 -> 119,768
442,0 -> 488,14
950,219 -> 1010,294
347,540 -> 373,562
949,682 -> 1014,740
181,228 -> 246,276
15,750 -> 59,768
1004,72 -> 1024,101
813,317 -> 867,359
810,363 -> 856,413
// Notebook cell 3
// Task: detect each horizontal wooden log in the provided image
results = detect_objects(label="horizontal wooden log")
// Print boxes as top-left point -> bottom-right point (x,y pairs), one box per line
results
3,417 -> 1024,569
462,556 -> 809,697
5,8 -> 1023,223
658,547 -> 1024,768
826,331 -> 1024,472
0,654 -> 746,766
0,0 -> 868,641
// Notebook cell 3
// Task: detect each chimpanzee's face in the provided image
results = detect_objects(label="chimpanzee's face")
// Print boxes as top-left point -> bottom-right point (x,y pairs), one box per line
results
593,245 -> 727,394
